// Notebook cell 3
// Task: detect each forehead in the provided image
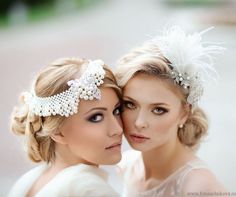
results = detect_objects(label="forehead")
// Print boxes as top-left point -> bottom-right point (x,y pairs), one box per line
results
78,87 -> 119,112
123,74 -> 181,105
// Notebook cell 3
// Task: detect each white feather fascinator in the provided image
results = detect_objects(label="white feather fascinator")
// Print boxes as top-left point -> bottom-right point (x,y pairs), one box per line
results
150,26 -> 225,106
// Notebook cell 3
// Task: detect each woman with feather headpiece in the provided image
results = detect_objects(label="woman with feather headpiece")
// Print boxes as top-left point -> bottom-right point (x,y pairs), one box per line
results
115,26 -> 227,197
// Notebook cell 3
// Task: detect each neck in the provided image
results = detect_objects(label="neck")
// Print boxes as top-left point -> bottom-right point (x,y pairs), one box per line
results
142,138 -> 196,181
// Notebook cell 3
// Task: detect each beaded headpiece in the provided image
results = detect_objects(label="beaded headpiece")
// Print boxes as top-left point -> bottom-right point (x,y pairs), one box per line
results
23,59 -> 105,117
150,26 -> 224,107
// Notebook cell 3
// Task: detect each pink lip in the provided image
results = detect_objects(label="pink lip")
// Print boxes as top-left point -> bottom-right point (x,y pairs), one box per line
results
129,133 -> 150,143
105,141 -> 122,150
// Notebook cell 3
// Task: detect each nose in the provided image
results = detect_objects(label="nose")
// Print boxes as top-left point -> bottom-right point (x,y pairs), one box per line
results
134,110 -> 148,130
108,116 -> 123,137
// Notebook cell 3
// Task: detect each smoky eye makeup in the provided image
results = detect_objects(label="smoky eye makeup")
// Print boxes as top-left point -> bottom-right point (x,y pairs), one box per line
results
87,112 -> 104,123
113,105 -> 122,115
123,100 -> 136,109
152,106 -> 169,115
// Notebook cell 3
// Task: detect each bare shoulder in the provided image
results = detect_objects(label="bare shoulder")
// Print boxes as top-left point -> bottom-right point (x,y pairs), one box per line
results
182,168 -> 228,196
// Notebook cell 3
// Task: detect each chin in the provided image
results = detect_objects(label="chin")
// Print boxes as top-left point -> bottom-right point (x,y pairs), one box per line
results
104,153 -> 122,165
126,138 -> 144,151
128,140 -> 154,152
129,143 -> 145,151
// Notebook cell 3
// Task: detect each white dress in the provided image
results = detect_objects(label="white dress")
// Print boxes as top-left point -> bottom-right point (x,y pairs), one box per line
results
9,163 -> 120,197
117,150 -> 209,197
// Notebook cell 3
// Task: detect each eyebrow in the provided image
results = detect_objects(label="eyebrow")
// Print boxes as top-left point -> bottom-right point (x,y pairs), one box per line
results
114,101 -> 121,108
84,101 -> 121,115
123,96 -> 169,107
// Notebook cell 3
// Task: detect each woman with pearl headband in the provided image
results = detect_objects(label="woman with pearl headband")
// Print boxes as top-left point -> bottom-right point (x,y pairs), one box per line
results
9,58 -> 122,197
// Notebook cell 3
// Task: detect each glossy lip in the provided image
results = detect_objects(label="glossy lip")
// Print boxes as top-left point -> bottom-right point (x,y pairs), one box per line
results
105,141 -> 122,149
129,133 -> 150,143
130,133 -> 150,139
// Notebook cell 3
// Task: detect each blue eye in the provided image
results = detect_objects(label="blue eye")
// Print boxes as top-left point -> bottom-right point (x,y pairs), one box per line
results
88,113 -> 104,122
113,106 -> 121,116
152,107 -> 168,115
124,101 -> 136,109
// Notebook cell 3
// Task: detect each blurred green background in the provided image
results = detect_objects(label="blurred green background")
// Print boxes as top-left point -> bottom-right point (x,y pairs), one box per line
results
0,0 -> 232,27
0,0 -> 102,26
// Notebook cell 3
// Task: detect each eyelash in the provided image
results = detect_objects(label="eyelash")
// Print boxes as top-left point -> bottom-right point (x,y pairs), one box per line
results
124,101 -> 168,115
88,113 -> 104,122
152,107 -> 168,115
123,101 -> 136,110
87,106 -> 122,123
113,106 -> 122,116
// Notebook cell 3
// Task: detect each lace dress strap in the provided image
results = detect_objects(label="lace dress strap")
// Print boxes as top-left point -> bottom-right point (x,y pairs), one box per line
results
177,159 -> 209,195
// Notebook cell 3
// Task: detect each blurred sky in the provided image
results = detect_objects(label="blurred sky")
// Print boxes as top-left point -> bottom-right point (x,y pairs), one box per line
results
1,0 -> 236,195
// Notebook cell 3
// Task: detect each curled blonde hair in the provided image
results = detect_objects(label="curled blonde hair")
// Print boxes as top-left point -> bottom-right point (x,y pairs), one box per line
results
115,42 -> 208,149
11,58 -> 121,163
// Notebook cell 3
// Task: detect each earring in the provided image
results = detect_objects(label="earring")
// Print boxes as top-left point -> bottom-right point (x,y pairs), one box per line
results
179,124 -> 184,128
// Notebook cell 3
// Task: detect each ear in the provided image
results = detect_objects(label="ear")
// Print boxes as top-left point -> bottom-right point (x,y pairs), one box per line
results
50,131 -> 67,145
179,103 -> 191,125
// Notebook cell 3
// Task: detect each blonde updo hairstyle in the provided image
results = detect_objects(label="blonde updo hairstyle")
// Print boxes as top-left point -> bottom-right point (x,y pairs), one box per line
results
116,42 -> 208,149
11,58 -> 121,163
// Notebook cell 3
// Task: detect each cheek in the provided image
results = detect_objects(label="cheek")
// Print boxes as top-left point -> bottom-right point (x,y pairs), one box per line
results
65,124 -> 106,151
122,110 -> 135,133
151,113 -> 179,138
116,116 -> 123,129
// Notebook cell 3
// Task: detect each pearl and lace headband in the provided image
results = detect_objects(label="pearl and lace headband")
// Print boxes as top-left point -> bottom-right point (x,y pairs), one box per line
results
150,26 -> 225,107
23,59 -> 105,117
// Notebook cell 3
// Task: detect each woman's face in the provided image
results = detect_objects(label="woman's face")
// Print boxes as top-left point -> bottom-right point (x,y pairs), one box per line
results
59,87 -> 123,165
122,73 -> 188,152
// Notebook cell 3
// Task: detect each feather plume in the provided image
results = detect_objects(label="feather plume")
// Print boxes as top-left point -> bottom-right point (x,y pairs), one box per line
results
149,26 -> 225,106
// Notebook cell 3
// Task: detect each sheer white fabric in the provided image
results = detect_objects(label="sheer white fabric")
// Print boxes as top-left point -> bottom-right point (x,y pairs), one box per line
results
117,150 -> 209,197
9,164 -> 119,197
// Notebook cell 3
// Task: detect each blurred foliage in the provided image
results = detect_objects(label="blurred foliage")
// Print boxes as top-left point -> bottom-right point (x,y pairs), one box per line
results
0,0 -> 54,15
0,0 -> 100,27
163,0 -> 226,6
